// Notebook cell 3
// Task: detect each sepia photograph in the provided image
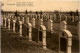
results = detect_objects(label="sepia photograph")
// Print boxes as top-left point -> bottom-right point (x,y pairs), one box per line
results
0,0 -> 80,53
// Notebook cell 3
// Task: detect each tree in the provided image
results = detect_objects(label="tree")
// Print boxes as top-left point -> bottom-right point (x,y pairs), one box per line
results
15,10 -> 18,17
54,10 -> 59,16
25,10 -> 28,14
75,10 -> 79,16
35,11 -> 38,15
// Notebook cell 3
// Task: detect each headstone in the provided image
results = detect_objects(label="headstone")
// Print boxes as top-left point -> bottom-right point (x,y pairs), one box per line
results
13,20 -> 16,33
31,18 -> 35,28
26,17 -> 29,24
27,23 -> 32,41
4,18 -> 6,28
29,23 -> 32,41
8,19 -> 10,30
59,30 -> 72,53
60,21 -> 67,31
38,25 -> 47,49
43,30 -> 46,49
36,15 -> 37,19
59,21 -> 72,53
39,19 -> 43,26
19,21 -> 22,36
47,19 -> 53,33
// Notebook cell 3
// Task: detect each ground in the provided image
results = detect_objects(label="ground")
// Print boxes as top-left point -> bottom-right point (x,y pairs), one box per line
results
1,28 -> 56,53
1,22 -> 79,53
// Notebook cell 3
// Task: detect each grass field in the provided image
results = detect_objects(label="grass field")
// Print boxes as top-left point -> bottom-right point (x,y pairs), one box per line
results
1,25 -> 79,53
2,18 -> 79,53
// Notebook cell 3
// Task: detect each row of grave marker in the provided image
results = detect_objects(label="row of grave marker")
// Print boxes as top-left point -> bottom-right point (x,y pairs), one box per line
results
2,13 -> 79,23
1,16 -> 80,53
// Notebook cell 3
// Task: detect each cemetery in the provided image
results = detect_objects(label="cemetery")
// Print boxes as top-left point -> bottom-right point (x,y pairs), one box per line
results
1,11 -> 79,53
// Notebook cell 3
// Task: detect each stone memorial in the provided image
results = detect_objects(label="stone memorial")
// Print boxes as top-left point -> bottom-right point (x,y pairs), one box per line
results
19,21 -> 22,36
38,25 -> 47,49
13,20 -> 16,33
47,19 -> 53,33
8,19 -> 10,30
59,21 -> 72,53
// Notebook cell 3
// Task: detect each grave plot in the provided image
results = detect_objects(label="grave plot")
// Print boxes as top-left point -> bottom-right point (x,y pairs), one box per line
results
59,21 -> 72,53
22,24 -> 27,37
22,24 -> 29,37
46,31 -> 59,51
22,22 -> 32,41
32,28 -> 38,42
59,30 -> 72,53
38,25 -> 47,49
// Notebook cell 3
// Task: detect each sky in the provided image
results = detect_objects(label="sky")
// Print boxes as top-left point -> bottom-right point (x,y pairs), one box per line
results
1,0 -> 80,12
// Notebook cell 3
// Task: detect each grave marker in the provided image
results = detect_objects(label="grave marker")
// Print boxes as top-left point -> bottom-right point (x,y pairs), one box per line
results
19,21 -> 22,36
47,19 -> 53,33
26,17 -> 29,24
60,21 -> 67,31
39,19 -> 43,26
38,25 -> 47,49
13,20 -> 16,33
4,18 -> 6,28
59,21 -> 72,53
8,19 -> 10,30
27,23 -> 32,41
31,18 -> 35,28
